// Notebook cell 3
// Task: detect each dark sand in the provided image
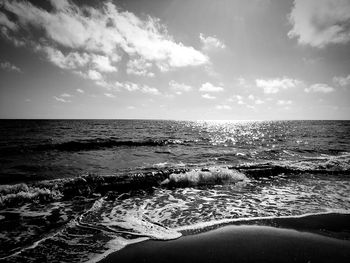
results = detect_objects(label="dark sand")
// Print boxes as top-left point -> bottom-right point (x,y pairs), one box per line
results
100,225 -> 350,263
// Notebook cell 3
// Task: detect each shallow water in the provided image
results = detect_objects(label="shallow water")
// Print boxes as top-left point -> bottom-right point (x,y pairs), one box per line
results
0,120 -> 349,262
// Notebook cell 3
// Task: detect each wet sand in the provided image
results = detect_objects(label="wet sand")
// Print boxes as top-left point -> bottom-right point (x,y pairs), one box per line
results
100,225 -> 350,263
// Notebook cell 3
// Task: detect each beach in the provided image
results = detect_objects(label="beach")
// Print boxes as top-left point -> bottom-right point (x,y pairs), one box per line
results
100,224 -> 350,263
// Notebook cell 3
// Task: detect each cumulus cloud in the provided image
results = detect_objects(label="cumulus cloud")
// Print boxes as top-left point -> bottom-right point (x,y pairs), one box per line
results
200,33 -> 226,51
333,75 -> 350,87
141,86 -> 160,95
0,0 -> 208,86
216,104 -> 231,110
169,80 -> 192,94
0,60 -> 21,72
199,82 -> 224,92
304,83 -> 335,93
202,93 -> 216,100
86,70 -> 102,81
76,88 -> 84,93
126,57 -> 154,77
91,55 -> 118,72
288,0 -> 350,48
41,46 -> 89,69
256,78 -> 301,94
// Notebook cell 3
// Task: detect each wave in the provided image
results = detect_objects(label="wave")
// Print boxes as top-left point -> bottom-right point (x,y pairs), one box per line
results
176,210 -> 350,239
161,167 -> 247,187
232,152 -> 350,177
0,138 -> 189,155
1,153 -> 349,208
35,138 -> 187,152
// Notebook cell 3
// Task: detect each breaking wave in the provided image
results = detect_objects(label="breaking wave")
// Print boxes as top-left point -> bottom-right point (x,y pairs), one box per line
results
1,153 -> 349,209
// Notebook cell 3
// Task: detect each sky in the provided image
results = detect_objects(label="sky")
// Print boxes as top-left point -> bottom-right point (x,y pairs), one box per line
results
0,0 -> 349,120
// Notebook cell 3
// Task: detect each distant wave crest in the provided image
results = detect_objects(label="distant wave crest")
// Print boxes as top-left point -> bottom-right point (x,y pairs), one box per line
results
36,138 -> 187,152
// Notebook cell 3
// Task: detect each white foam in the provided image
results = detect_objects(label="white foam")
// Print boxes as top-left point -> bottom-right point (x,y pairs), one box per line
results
174,209 -> 350,232
85,236 -> 148,263
164,167 -> 247,186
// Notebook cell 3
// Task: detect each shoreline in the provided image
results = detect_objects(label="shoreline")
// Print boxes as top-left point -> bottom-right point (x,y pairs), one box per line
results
99,224 -> 350,263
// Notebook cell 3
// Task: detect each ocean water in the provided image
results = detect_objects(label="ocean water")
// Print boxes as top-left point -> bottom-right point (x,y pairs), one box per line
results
0,120 -> 350,262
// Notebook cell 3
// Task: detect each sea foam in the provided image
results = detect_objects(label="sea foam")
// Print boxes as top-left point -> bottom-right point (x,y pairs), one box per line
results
161,167 -> 247,187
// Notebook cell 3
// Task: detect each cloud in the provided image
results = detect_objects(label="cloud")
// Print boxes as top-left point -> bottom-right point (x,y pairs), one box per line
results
256,78 -> 301,94
91,55 -> 118,72
115,81 -> 160,95
0,0 -> 208,77
104,93 -> 115,98
333,75 -> 350,87
288,0 -> 350,48
216,104 -> 231,110
126,57 -> 154,77
199,82 -> 224,92
118,81 -> 139,92
254,99 -> 264,105
140,86 -> 160,95
169,80 -> 192,94
41,46 -> 90,69
304,83 -> 335,93
200,33 -> 226,51
53,96 -> 70,103
127,106 -> 135,110
76,88 -> 84,93
0,60 -> 21,72
202,93 -> 216,100
228,95 -> 244,104
0,12 -> 18,31
86,70 -> 102,81
277,100 -> 292,105
61,93 -> 72,97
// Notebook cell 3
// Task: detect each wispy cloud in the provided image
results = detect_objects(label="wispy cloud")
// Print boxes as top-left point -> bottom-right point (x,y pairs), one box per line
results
256,78 -> 301,94
288,0 -> 350,48
115,81 -> 160,95
305,83 -> 335,93
104,93 -> 116,98
199,82 -> 224,92
277,100 -> 292,105
228,95 -> 245,105
254,99 -> 264,105
76,89 -> 84,93
0,60 -> 21,72
61,93 -> 72,97
53,96 -> 70,103
169,80 -> 192,95
202,93 -> 216,100
200,33 -> 226,51
333,75 -> 350,87
215,104 -> 231,110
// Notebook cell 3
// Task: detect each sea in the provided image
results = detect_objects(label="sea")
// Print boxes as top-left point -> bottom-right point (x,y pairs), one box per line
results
0,119 -> 350,262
